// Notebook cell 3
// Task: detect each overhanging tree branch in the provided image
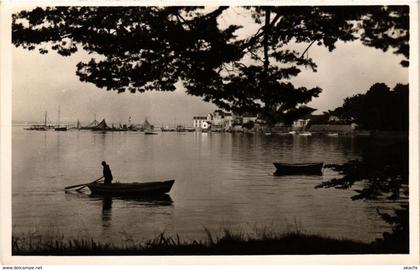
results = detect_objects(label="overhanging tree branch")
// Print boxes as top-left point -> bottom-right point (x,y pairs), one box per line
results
299,40 -> 316,58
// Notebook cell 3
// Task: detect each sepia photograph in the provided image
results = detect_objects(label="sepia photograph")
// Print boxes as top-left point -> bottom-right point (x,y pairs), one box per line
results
1,2 -> 419,265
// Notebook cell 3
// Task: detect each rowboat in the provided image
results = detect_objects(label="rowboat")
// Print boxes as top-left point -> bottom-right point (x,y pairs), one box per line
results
273,162 -> 323,175
87,180 -> 175,195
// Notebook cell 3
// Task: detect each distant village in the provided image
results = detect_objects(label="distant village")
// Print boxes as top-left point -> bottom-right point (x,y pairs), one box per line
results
25,109 -> 365,136
192,110 -> 362,135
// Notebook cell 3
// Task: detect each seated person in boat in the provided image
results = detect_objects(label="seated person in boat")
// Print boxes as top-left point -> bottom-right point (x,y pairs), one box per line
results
102,161 -> 113,185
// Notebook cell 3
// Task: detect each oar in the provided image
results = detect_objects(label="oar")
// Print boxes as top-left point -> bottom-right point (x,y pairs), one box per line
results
76,178 -> 104,191
64,176 -> 104,190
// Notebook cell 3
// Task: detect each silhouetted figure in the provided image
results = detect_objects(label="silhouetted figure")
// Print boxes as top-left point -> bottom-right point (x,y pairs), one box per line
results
102,161 -> 113,185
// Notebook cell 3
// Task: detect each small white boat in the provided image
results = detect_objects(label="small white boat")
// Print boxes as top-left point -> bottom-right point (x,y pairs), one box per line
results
326,133 -> 339,137
289,131 -> 297,135
299,131 -> 312,136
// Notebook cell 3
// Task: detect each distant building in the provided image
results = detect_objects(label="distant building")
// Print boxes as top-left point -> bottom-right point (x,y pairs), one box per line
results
224,112 -> 234,130
293,119 -> 311,129
193,110 -> 233,131
193,116 -> 211,130
202,121 -> 211,130
328,115 -> 354,124
292,114 -> 330,129
242,115 -> 258,124
211,110 -> 226,131
194,110 -> 259,131
193,116 -> 207,129
328,115 -> 341,122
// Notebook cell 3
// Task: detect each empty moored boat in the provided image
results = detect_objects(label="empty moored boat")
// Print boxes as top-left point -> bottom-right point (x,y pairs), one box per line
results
87,180 -> 175,195
273,162 -> 323,175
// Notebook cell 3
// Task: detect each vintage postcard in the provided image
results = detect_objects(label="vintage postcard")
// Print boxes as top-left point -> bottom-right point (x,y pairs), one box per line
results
1,0 -> 419,265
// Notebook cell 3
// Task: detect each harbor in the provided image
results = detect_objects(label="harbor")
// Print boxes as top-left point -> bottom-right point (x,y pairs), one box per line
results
8,4 -> 413,261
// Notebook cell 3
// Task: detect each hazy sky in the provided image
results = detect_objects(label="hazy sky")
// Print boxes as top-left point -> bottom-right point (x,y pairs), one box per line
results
12,7 -> 408,126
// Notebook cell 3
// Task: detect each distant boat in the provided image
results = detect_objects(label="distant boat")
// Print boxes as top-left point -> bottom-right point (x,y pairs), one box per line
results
299,131 -> 312,136
25,111 -> 50,131
326,132 -> 339,137
54,126 -> 67,131
273,162 -> 324,176
80,117 -> 100,130
161,127 -> 176,132
54,105 -> 67,131
25,125 -> 49,131
289,131 -> 297,135
87,180 -> 175,196
176,125 -> 186,132
144,132 -> 158,135
265,132 -> 272,136
91,119 -> 110,131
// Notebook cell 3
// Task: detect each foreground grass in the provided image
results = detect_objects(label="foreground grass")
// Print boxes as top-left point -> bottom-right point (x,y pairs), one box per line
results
12,229 -> 406,255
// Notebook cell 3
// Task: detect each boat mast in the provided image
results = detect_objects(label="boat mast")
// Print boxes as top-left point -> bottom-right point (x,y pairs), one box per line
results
57,105 -> 61,127
44,111 -> 47,126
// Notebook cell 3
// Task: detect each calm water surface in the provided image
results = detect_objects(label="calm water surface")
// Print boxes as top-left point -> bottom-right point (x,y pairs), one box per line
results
13,127 -> 395,243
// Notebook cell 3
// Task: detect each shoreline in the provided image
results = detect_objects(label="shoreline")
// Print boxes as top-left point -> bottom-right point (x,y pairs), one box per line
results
12,230 -> 408,256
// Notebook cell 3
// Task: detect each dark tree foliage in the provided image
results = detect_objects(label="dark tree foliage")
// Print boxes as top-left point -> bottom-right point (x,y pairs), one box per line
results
242,120 -> 255,130
12,6 -> 409,122
329,83 -> 408,130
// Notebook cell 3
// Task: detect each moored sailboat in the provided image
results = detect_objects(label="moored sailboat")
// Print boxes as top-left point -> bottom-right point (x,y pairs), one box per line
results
25,111 -> 51,131
54,105 -> 67,131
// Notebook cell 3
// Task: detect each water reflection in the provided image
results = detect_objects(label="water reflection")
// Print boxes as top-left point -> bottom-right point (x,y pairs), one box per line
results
96,194 -> 173,228
101,196 -> 113,227
65,191 -> 174,228
90,194 -> 174,207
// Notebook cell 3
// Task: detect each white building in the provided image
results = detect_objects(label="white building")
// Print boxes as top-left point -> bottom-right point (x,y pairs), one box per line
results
193,116 -> 212,130
194,110 -> 240,131
193,116 -> 207,129
293,119 -> 311,128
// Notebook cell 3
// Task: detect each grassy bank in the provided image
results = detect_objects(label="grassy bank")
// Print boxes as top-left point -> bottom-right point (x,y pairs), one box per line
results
12,229 -> 406,255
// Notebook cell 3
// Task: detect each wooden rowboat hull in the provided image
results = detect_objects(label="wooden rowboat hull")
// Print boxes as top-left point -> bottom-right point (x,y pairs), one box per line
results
88,180 -> 175,195
273,162 -> 323,175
